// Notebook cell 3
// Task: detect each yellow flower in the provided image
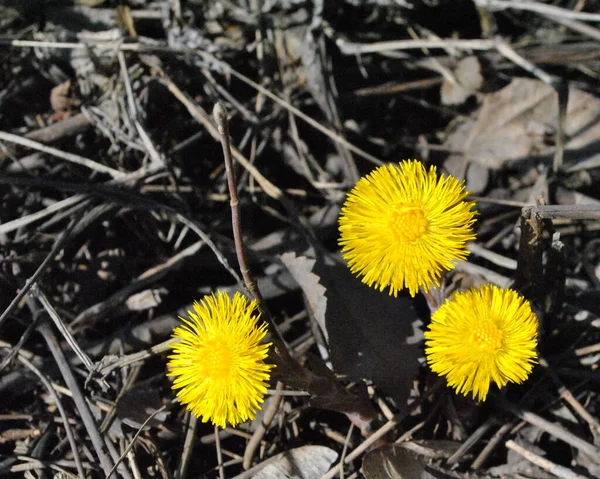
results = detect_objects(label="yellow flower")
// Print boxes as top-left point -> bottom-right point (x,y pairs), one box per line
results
167,292 -> 273,428
424,284 -> 538,401
338,160 -> 476,297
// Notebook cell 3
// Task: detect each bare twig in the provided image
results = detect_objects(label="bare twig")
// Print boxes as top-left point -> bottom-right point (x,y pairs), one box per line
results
7,350 -> 86,478
174,213 -> 242,283
31,286 -> 109,390
0,131 -> 125,178
494,395 -> 600,457
471,422 -> 514,470
495,41 -> 555,85
474,0 -> 600,22
0,215 -> 80,337
523,204 -> 600,220
353,77 -> 443,96
575,343 -> 600,356
105,404 -> 170,479
544,14 -> 600,42
212,103 -> 297,359
35,319 -> 117,477
0,310 -> 43,376
505,440 -> 588,479
215,425 -> 226,479
100,364 -> 142,436
0,113 -> 91,161
468,243 -> 518,270
213,103 -> 261,303
339,423 -> 355,479
323,31 -> 498,55
554,81 -> 569,173
95,339 -> 175,377
10,457 -> 83,477
104,436 -> 133,479
175,414 -> 197,479
538,356 -> 600,434
321,417 -> 399,479
212,103 -> 330,405
447,417 -> 497,465
453,261 -> 513,288
243,382 -> 284,469
0,195 -> 85,236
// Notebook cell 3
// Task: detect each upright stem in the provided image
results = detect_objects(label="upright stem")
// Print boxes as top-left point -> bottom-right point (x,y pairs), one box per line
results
213,103 -> 260,303
212,103 -> 297,364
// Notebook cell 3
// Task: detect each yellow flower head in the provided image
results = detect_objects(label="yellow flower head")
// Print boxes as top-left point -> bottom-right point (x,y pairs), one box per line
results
167,292 -> 273,428
424,284 -> 538,401
338,160 -> 476,297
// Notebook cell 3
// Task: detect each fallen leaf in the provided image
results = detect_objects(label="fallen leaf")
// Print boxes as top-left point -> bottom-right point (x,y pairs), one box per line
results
362,445 -> 426,479
441,56 -> 483,105
280,252 -> 329,342
50,79 -> 81,121
232,445 -> 338,479
278,252 -> 421,417
444,77 -> 600,177
116,386 -> 167,430
315,255 -> 422,416
362,441 -> 462,479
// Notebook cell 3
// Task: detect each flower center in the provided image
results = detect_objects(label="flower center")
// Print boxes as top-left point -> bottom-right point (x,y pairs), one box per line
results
203,339 -> 233,379
471,322 -> 504,352
389,204 -> 428,243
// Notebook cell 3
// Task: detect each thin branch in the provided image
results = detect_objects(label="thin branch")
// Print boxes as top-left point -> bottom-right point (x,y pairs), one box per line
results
0,215 -> 80,334
538,356 -> 600,434
105,403 -> 171,479
213,103 -> 260,302
493,395 -> 600,457
505,440 -> 588,479
212,103 -> 294,357
553,81 -> 569,173
0,131 -> 125,178
10,351 -> 86,478
215,426 -> 226,479
199,56 -> 383,166
474,0 -> 600,22
175,414 -> 198,479
323,32 -> 497,55
544,14 -> 600,42
495,41 -> 555,85
31,286 -> 110,390
96,339 -> 175,377
36,319 -> 117,477
243,382 -> 284,469
523,204 -> 600,220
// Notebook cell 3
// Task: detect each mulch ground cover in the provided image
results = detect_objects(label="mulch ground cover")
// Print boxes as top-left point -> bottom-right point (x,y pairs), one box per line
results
1,1 -> 600,478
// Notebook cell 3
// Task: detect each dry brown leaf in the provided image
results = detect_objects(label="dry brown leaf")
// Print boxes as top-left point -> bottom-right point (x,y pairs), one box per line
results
362,441 -> 462,479
280,252 -> 328,342
50,79 -> 81,120
233,445 -> 337,479
443,78 -> 600,180
440,56 -> 483,106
